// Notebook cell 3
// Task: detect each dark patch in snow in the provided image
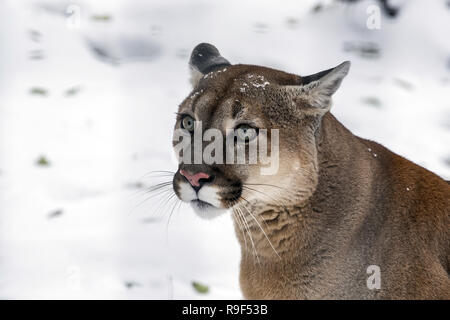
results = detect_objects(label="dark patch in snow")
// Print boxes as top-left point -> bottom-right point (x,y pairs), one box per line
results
124,281 -> 141,289
443,157 -> 450,167
343,41 -> 380,59
394,78 -> 414,91
339,0 -> 400,18
64,86 -> 82,97
85,41 -> 120,65
192,281 -> 209,294
29,87 -> 48,96
361,97 -> 382,108
90,14 -> 112,22
311,3 -> 323,14
286,17 -> 300,29
28,29 -> 42,42
35,1 -> 74,16
141,217 -> 162,224
125,181 -> 144,190
48,209 -> 63,219
85,36 -> 162,65
36,155 -> 50,167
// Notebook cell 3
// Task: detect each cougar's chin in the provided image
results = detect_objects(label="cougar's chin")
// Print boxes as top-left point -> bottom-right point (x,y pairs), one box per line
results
190,199 -> 227,219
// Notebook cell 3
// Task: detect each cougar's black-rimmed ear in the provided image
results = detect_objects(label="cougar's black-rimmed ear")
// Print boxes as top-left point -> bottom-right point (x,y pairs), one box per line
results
189,43 -> 231,87
285,61 -> 351,114
301,61 -> 350,95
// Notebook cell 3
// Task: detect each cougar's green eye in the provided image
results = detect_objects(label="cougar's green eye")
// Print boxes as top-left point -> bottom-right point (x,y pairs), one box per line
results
181,115 -> 195,132
236,124 -> 258,142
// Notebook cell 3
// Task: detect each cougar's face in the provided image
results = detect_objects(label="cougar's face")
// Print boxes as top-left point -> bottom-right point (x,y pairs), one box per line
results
172,44 -> 350,218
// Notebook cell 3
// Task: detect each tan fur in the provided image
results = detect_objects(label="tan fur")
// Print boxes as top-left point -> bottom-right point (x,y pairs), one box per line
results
173,62 -> 450,299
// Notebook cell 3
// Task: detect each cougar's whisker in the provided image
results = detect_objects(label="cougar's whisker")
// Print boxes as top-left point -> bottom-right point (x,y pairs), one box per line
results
243,183 -> 301,198
243,183 -> 290,192
133,185 -> 173,208
242,186 -> 291,216
237,206 -> 260,265
232,206 -> 248,252
129,185 -> 172,215
142,170 -> 176,177
166,196 -> 181,235
129,180 -> 173,199
240,198 -> 280,259
156,192 -> 178,219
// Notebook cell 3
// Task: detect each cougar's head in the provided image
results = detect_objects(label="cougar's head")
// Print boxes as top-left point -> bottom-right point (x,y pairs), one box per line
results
172,43 -> 350,219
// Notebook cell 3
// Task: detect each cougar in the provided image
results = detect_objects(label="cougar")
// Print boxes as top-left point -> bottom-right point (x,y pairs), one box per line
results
171,43 -> 450,299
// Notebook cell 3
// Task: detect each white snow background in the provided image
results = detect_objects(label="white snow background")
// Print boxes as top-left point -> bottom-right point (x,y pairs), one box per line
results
0,0 -> 449,299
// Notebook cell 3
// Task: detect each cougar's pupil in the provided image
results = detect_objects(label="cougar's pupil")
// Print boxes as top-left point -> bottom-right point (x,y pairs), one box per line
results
182,116 -> 195,131
237,124 -> 256,141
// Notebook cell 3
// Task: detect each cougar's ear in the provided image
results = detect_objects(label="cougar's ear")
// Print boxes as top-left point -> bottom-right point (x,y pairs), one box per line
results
286,61 -> 350,114
189,43 -> 231,87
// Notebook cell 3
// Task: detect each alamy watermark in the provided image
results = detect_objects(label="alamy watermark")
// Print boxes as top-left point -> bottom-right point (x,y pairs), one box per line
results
366,5 -> 381,30
66,265 -> 82,291
366,265 -> 381,290
66,4 -> 82,29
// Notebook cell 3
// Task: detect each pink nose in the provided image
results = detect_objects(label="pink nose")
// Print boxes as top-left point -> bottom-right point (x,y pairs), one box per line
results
180,170 -> 210,187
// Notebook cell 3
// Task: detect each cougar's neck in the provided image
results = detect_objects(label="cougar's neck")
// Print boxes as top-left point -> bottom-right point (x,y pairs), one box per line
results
233,112 -> 376,262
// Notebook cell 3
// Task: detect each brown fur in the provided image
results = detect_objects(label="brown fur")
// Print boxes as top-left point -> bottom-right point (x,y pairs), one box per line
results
173,62 -> 450,299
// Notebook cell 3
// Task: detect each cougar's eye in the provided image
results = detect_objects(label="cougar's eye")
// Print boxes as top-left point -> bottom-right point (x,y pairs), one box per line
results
236,124 -> 258,142
181,115 -> 195,132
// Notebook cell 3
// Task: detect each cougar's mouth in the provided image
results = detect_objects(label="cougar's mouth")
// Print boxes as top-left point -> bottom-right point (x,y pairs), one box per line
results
172,166 -> 245,219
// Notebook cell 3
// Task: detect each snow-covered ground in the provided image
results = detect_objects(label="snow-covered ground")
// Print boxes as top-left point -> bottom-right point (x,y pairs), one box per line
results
0,0 -> 449,299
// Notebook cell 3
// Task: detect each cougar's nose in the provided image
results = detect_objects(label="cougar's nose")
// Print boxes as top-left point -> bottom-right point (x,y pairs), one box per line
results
180,169 -> 212,191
